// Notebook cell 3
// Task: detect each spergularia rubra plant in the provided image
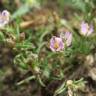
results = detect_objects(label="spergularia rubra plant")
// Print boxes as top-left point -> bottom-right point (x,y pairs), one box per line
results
50,32 -> 72,52
50,36 -> 64,52
80,21 -> 93,36
0,10 -> 10,28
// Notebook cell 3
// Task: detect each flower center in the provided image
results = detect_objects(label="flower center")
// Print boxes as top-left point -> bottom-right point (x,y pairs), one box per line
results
54,41 -> 59,49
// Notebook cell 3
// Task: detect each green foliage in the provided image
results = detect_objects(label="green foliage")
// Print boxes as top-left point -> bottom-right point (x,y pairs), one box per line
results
57,0 -> 86,12
54,78 -> 86,96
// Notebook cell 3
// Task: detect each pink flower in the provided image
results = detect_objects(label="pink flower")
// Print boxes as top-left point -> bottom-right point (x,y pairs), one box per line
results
80,21 -> 93,36
60,32 -> 72,46
0,10 -> 10,27
50,36 -> 64,52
